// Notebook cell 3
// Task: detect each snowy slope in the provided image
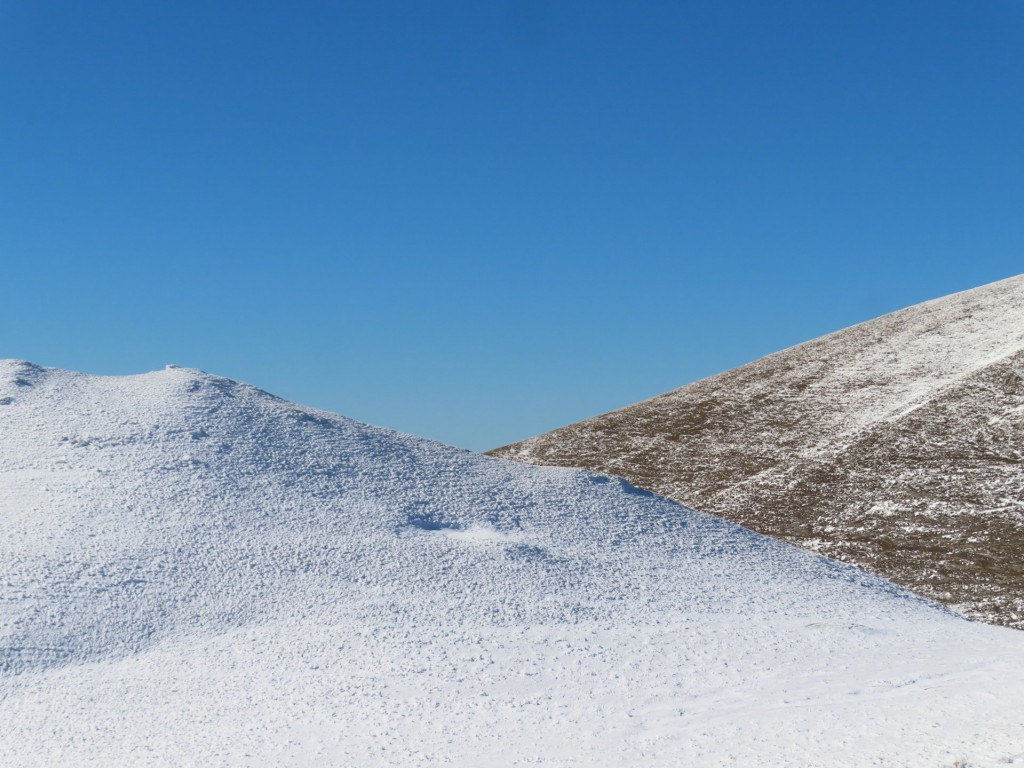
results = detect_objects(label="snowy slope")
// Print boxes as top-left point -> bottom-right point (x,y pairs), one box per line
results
2,360 -> 1024,766
491,274 -> 1024,627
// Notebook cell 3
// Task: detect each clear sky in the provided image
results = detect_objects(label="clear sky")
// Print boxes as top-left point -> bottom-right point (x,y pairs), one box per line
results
2,2 -> 1022,450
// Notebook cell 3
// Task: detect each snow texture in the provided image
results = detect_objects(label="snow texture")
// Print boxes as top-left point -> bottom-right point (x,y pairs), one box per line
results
2,360 -> 1024,766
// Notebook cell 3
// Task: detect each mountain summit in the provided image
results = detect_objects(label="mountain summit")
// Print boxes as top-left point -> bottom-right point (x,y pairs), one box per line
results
491,275 -> 1024,628
3,360 -> 1024,765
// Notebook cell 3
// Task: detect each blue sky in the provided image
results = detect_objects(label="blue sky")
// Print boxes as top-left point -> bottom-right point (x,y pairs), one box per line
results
2,1 -> 1022,450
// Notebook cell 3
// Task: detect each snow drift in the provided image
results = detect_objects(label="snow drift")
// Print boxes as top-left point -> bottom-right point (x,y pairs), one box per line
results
1,360 -> 1023,766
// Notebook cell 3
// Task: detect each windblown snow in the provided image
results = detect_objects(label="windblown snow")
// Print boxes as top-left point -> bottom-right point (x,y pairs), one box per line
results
2,360 -> 1023,766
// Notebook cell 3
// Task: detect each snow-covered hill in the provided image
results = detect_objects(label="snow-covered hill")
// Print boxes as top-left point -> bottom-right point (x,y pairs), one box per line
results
492,275 -> 1024,628
2,360 -> 1024,766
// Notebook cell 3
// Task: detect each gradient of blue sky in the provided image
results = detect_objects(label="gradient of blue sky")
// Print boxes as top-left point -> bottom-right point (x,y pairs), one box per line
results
2,1 -> 1022,450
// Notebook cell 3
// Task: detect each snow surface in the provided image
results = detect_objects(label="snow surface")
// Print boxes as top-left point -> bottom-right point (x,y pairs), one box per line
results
2,360 -> 1024,766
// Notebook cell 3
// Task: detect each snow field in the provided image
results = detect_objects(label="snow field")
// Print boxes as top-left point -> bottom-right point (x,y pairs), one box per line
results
1,360 -> 1023,766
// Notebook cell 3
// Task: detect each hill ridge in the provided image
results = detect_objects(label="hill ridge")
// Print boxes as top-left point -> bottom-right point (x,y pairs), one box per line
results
490,274 -> 1024,627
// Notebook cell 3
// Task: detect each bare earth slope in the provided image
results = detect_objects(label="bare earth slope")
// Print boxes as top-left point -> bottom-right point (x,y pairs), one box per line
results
491,275 -> 1024,628
4,360 -> 1024,765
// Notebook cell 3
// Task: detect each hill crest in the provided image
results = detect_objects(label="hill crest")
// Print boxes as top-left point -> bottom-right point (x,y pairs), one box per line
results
490,274 -> 1024,627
